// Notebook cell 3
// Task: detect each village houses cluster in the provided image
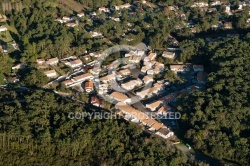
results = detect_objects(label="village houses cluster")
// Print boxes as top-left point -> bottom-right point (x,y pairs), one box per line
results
34,46 -> 206,140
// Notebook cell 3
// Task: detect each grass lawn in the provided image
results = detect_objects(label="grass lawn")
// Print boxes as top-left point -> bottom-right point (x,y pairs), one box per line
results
59,0 -> 88,12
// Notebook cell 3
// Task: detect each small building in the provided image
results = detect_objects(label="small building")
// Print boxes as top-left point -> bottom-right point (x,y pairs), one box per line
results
162,51 -> 175,59
110,92 -> 130,103
91,96 -> 104,107
118,69 -> 131,76
156,106 -> 168,116
121,79 -> 142,91
149,122 -> 166,132
146,101 -> 163,112
129,56 -> 141,63
98,83 -> 109,95
170,64 -> 190,73
99,7 -> 110,13
85,81 -> 94,93
72,73 -> 94,83
114,3 -> 131,10
141,65 -> 152,73
100,74 -> 116,83
66,22 -> 78,27
12,64 -> 25,70
155,128 -> 174,139
0,25 -> 7,32
37,58 -> 45,65
143,75 -> 154,84
46,57 -> 59,65
68,59 -> 83,68
142,119 -> 157,127
62,79 -> 74,87
77,13 -> 85,18
144,52 -> 156,62
44,70 -> 57,78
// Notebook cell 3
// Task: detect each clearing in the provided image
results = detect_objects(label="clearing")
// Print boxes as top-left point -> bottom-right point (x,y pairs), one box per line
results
58,0 -> 88,13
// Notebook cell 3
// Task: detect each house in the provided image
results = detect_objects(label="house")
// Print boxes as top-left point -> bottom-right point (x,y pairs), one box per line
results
110,92 -> 130,103
0,26 -> 7,32
100,74 -> 116,83
162,51 -> 175,59
44,70 -> 57,78
68,59 -> 82,68
62,79 -> 74,87
110,17 -> 121,22
121,79 -> 142,91
149,122 -> 166,132
62,16 -> 71,22
143,75 -> 153,84
37,58 -> 45,65
136,89 -> 150,98
91,96 -> 104,107
153,61 -> 165,73
129,56 -> 141,63
156,106 -> 168,116
46,57 -> 59,65
118,69 -> 131,76
115,103 -> 148,122
197,72 -> 207,84
147,69 -> 154,75
85,81 -> 94,93
191,2 -> 208,7
141,65 -> 151,73
153,66 -> 164,74
66,22 -> 78,27
12,64 -> 25,70
134,50 -> 145,56
210,1 -> 221,6
193,65 -> 204,72
223,22 -> 232,29
170,64 -> 190,72
146,101 -> 163,111
125,51 -> 135,57
90,31 -> 103,38
142,119 -> 157,127
144,52 -> 156,62
55,18 -> 63,23
156,128 -> 174,139
98,84 -> 109,95
114,3 -> 131,10
77,13 -> 85,17
99,7 -> 110,13
72,73 -> 94,83
151,83 -> 164,93
89,52 -> 102,58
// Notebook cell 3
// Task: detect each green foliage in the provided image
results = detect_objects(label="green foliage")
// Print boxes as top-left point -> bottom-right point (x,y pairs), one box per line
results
0,90 -> 196,165
179,37 -> 250,165
23,67 -> 49,87
0,72 -> 4,84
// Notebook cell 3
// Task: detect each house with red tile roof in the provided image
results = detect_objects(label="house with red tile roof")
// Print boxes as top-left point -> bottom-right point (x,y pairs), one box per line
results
85,81 -> 94,93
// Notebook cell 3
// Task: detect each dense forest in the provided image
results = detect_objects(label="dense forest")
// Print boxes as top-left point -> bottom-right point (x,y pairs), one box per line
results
0,89 -> 201,165
178,36 -> 250,165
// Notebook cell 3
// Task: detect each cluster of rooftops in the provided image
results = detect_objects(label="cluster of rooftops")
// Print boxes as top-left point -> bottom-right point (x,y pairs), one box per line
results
36,48 -> 206,139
